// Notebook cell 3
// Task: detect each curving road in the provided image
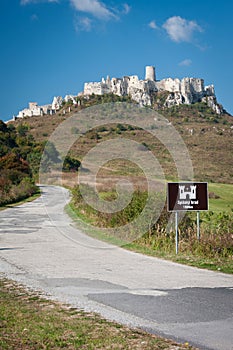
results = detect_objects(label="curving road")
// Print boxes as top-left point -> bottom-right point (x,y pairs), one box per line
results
0,186 -> 233,350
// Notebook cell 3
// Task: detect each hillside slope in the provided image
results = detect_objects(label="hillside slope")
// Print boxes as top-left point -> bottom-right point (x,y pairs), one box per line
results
10,95 -> 233,184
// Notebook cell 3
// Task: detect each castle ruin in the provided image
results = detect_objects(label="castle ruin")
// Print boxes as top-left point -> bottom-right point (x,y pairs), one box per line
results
13,65 -> 223,121
83,65 -> 222,114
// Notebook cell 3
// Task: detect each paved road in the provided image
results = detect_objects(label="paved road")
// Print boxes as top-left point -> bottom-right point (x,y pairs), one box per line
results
0,186 -> 233,350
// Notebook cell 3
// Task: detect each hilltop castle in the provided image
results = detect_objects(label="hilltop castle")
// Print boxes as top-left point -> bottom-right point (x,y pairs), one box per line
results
13,65 -> 223,121
82,65 -> 222,114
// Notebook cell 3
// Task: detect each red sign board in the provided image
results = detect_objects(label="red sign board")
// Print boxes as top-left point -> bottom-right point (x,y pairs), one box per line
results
167,182 -> 208,212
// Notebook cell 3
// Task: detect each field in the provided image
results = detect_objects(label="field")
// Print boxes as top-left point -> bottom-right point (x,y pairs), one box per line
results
208,183 -> 233,212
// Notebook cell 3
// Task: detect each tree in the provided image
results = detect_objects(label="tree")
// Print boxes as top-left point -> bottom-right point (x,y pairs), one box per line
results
62,156 -> 81,172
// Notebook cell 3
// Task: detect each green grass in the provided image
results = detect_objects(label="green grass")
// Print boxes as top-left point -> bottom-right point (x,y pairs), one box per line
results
208,183 -> 233,212
0,278 -> 195,350
123,242 -> 233,274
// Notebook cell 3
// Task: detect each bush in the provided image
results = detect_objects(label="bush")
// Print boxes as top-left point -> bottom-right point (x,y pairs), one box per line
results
0,120 -> 41,205
0,177 -> 39,206
62,156 -> 81,172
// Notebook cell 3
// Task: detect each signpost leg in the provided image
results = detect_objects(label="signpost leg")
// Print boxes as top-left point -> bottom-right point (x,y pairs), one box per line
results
175,211 -> 179,254
197,211 -> 200,241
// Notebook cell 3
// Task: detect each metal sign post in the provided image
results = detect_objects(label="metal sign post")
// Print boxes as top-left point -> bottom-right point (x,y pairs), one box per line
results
197,211 -> 200,241
175,211 -> 179,254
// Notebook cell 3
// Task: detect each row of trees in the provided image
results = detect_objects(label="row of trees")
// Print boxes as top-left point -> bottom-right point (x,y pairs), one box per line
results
0,121 -> 39,205
0,121 -> 81,206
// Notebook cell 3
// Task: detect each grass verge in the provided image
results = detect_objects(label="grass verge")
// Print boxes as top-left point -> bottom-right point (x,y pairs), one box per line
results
66,201 -> 233,274
66,182 -> 233,275
0,278 -> 195,350
123,243 -> 233,275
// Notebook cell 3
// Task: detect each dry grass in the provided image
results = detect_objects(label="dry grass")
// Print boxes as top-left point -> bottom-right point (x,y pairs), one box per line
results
0,278 -> 196,350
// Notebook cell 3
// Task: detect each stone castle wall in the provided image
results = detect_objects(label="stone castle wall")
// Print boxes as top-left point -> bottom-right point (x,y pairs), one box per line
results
83,66 -> 222,114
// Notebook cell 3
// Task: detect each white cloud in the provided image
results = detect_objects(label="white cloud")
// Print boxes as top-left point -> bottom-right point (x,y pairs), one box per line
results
70,0 -> 117,20
163,16 -> 203,43
122,3 -> 131,15
179,59 -> 192,66
148,20 -> 157,30
74,16 -> 92,32
21,0 -> 130,32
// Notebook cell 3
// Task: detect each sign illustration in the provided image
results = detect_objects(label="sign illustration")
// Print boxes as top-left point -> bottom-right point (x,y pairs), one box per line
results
179,185 -> 196,200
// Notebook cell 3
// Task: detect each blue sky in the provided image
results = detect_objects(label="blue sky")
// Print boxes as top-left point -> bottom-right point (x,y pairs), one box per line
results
1,0 -> 233,121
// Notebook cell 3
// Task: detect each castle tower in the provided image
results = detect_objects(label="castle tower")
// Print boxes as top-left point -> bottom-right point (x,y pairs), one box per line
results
106,75 -> 111,86
145,66 -> 156,81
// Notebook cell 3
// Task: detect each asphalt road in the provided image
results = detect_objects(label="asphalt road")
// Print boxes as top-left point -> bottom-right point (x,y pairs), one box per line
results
0,186 -> 233,350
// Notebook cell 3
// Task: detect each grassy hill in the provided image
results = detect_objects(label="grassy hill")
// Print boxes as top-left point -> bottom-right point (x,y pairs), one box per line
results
11,94 -> 233,184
